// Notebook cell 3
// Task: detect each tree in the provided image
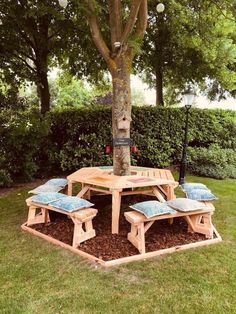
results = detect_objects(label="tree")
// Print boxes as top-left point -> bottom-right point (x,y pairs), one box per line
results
0,0 -> 77,113
137,0 -> 236,105
80,0 -> 148,175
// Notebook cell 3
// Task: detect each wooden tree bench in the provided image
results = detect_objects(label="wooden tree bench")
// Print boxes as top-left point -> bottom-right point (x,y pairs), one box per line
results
26,199 -> 98,248
124,202 -> 215,254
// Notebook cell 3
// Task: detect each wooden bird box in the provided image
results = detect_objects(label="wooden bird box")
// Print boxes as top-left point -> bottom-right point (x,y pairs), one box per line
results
117,112 -> 132,130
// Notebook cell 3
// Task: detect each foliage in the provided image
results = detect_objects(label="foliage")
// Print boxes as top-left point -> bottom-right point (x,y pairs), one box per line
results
0,106 -> 236,186
0,0 -> 98,113
55,73 -> 95,108
137,0 -> 236,104
0,109 -> 50,183
0,0 -> 70,112
188,145 -> 236,179
0,169 -> 12,187
21,72 -> 107,108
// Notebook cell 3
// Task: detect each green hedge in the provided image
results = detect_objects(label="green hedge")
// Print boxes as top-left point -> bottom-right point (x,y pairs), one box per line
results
188,145 -> 236,179
1,106 -> 236,186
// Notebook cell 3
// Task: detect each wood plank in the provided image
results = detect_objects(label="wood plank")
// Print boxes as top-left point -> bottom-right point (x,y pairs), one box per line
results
111,190 -> 122,234
76,186 -> 90,198
120,189 -> 153,196
152,186 -> 166,203
89,187 -> 112,195
67,182 -> 73,196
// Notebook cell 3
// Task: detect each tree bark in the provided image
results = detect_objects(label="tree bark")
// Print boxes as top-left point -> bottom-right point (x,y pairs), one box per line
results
156,65 -> 164,106
86,0 -> 147,175
35,15 -> 51,114
112,55 -> 132,176
36,56 -> 50,114
38,69 -> 50,114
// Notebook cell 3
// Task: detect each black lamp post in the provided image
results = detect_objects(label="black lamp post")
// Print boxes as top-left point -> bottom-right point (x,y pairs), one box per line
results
179,87 -> 196,185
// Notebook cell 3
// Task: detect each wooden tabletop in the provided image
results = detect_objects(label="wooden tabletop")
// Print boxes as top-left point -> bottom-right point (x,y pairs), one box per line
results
67,166 -> 178,190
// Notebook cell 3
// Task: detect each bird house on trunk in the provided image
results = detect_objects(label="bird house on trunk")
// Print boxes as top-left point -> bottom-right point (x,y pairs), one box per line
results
117,112 -> 132,130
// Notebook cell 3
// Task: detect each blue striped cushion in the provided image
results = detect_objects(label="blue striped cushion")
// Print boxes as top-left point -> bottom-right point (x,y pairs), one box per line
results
186,189 -> 217,201
31,192 -> 67,205
181,183 -> 209,192
130,201 -> 176,218
29,184 -> 63,194
50,197 -> 94,212
44,178 -> 68,187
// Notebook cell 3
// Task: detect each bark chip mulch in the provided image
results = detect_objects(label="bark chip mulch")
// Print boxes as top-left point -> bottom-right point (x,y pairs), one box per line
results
30,195 -> 210,261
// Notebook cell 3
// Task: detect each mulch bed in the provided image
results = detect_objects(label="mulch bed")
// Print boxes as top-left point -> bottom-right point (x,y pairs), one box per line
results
30,194 -> 208,261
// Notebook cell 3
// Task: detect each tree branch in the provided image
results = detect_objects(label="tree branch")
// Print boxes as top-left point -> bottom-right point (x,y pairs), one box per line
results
120,0 -> 142,45
136,0 -> 148,40
85,1 -> 113,71
109,0 -> 123,51
11,52 -> 37,73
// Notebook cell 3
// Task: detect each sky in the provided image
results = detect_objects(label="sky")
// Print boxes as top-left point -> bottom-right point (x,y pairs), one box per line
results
131,75 -> 236,110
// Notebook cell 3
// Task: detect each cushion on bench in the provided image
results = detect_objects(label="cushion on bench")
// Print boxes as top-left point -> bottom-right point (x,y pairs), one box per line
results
44,178 -> 68,187
31,192 -> 67,205
167,198 -> 209,212
29,184 -> 63,194
50,196 -> 94,212
181,183 -> 209,192
130,200 -> 177,218
186,189 -> 217,201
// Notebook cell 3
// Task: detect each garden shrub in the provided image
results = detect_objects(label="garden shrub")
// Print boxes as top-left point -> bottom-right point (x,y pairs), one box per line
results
188,145 -> 236,179
0,109 -> 50,183
0,169 -> 13,187
0,106 -> 236,186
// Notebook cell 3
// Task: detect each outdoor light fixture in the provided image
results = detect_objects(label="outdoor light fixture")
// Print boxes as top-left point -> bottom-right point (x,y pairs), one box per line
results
58,0 -> 68,9
156,3 -> 165,13
179,86 -> 196,185
182,87 -> 196,109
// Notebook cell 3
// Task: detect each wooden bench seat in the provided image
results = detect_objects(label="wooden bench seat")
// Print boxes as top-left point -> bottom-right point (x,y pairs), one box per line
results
124,202 -> 215,254
26,198 -> 98,248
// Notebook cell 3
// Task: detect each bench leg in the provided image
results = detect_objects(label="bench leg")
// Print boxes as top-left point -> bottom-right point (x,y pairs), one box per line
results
185,213 -> 214,238
27,206 -> 50,226
138,223 -> 146,254
71,217 -> 96,248
128,222 -> 146,254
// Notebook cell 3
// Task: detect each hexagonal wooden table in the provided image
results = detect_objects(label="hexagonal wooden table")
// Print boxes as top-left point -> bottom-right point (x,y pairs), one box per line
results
67,166 -> 178,234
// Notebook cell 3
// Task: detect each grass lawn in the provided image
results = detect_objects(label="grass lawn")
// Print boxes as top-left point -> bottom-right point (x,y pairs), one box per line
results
0,175 -> 236,314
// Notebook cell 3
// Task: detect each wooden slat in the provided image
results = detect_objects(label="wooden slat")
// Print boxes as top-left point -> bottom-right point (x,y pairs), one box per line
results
125,207 -> 214,224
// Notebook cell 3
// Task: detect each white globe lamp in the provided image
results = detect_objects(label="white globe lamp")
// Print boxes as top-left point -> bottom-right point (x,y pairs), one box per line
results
58,0 -> 68,9
156,3 -> 165,13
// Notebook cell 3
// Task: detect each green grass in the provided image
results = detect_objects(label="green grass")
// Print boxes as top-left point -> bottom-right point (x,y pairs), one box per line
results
0,175 -> 236,314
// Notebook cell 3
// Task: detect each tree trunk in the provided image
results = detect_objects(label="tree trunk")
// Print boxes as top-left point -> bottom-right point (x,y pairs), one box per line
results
86,0 -> 148,176
38,69 -> 50,114
156,65 -> 164,106
36,55 -> 50,114
112,56 -> 132,176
